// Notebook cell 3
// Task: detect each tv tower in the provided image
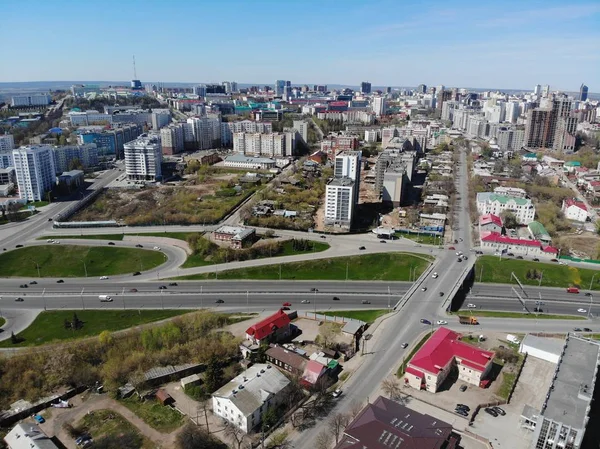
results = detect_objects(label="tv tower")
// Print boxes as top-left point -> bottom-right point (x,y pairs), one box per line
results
131,55 -> 142,90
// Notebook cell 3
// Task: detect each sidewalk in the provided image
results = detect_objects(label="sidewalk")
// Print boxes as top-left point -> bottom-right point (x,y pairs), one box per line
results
0,308 -> 41,342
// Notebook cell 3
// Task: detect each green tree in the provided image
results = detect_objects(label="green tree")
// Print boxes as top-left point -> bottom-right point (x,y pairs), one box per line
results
500,211 -> 518,229
204,355 -> 224,392
10,332 -> 18,344
68,158 -> 83,171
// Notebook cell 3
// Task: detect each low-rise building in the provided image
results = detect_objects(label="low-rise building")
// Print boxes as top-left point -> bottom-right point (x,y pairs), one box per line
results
334,396 -> 459,449
212,363 -> 290,433
476,192 -> 536,224
301,360 -> 329,389
266,345 -> 308,376
224,154 -> 276,170
493,186 -> 527,198
480,231 -> 558,258
527,221 -> 552,244
405,327 -> 495,393
479,213 -> 503,233
562,198 -> 589,222
245,309 -> 292,345
213,226 -> 255,249
4,422 -> 59,449
57,170 -> 84,192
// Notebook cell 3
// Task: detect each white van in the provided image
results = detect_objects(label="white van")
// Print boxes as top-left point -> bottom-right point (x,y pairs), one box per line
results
506,334 -> 520,344
99,295 -> 113,302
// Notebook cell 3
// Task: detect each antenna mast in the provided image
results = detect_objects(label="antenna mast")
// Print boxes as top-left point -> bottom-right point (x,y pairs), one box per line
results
133,55 -> 137,79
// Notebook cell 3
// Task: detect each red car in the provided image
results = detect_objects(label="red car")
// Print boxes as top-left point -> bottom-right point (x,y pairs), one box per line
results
448,246 -> 456,250
283,302 -> 292,307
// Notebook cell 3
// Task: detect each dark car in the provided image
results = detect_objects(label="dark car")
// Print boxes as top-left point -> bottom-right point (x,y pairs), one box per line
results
361,300 -> 371,304
15,244 -> 23,248
456,404 -> 470,411
129,288 -> 138,292
311,288 -> 319,292
439,292 -> 444,296
359,246 -> 366,250
459,385 -> 467,392
584,327 -> 592,332
320,235 -> 326,239
420,318 -> 432,325
135,244 -> 143,248
15,297 -> 24,302
455,409 -> 469,417
507,252 -> 515,257
215,299 -> 224,304
19,284 -> 28,288
168,282 -> 178,286
574,327 -> 583,332
534,307 -> 543,312
551,258 -> 558,262
585,292 -> 593,296
108,242 -> 115,246
484,407 -> 498,417
516,256 -> 524,259
454,239 -> 458,244
533,258 -> 540,262
158,285 -> 167,290
333,296 -> 340,301
492,406 -> 506,416
380,240 -> 387,243
133,271 -> 141,276
30,281 -> 37,285
57,279 -> 64,283
457,258 -> 462,262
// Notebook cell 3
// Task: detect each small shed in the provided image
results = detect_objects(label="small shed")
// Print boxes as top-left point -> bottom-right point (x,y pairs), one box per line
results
155,389 -> 174,406
180,374 -> 203,389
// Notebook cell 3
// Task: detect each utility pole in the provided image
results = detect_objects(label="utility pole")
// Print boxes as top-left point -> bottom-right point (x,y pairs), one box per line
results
122,287 -> 125,310
80,288 -> 85,310
388,286 -> 391,309
246,290 -> 249,313
590,274 -> 596,291
346,262 -> 349,281
538,271 -> 544,287
42,288 -> 46,311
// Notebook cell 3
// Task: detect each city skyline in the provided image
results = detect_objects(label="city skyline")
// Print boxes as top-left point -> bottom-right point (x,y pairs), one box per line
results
0,0 -> 598,91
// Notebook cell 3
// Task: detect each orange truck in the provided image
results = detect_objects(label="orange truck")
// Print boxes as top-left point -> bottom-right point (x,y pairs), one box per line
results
459,316 -> 478,325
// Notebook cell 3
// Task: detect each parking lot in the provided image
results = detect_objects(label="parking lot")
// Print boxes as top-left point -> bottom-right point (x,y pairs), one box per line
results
470,356 -> 555,449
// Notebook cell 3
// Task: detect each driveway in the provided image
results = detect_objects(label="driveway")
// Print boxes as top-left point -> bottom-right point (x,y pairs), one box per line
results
0,308 -> 41,342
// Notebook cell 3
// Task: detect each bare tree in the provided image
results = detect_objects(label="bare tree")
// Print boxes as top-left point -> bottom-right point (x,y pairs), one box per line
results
328,413 -> 349,444
224,422 -> 247,449
267,430 -> 290,449
381,377 -> 402,400
195,401 -> 211,433
347,400 -> 364,420
315,429 -> 333,449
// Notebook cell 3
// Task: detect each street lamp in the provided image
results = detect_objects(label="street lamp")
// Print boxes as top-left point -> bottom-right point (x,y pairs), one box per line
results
29,259 -> 41,277
80,288 -> 85,310
81,259 -> 88,277
588,294 -> 593,320
590,274 -> 596,291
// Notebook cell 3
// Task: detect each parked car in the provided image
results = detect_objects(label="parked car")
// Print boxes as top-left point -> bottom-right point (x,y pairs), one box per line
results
16,244 -> 23,248
401,343 -> 408,349
135,244 -> 143,248
380,240 -> 387,243
332,389 -> 343,398
32,414 -> 45,424
153,246 -> 161,250
100,276 -> 109,280
361,300 -> 371,304
436,320 -> 448,325
108,242 -> 115,246
439,292 -> 444,296
507,252 -> 515,257
457,258 -> 462,262
456,404 -> 470,411
455,409 -> 469,417
132,271 -> 141,276
550,258 -> 558,262
459,385 -> 467,392
492,406 -> 506,416
448,246 -> 456,250
533,258 -> 540,262
76,435 -> 92,446
516,256 -> 523,259
320,235 -> 327,239
215,299 -> 224,303
484,408 -> 498,417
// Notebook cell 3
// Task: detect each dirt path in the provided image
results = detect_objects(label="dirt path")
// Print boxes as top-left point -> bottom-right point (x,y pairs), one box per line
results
46,394 -> 182,448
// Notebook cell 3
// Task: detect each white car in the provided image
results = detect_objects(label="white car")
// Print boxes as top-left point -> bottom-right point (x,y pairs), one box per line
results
456,252 -> 462,256
53,240 -> 60,244
436,320 -> 448,325
301,299 -> 310,304
467,304 -> 477,308
100,276 -> 109,280
46,239 -> 53,243
332,389 -> 343,398
432,272 -> 439,279
577,308 -> 587,313
153,246 -> 161,250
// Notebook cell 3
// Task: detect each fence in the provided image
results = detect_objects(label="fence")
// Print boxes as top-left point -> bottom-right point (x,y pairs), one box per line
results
301,312 -> 366,326
507,353 -> 527,404
559,255 -> 600,265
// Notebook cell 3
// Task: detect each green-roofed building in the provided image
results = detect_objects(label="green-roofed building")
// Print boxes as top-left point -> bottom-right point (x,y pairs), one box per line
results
564,160 -> 582,173
523,152 -> 538,161
528,221 -> 551,244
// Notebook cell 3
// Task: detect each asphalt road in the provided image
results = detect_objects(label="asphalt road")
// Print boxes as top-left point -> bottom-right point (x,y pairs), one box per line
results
460,296 -> 596,317
470,283 -> 598,302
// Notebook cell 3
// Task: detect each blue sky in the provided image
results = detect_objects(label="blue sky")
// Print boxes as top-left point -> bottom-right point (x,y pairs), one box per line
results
1,0 -> 598,91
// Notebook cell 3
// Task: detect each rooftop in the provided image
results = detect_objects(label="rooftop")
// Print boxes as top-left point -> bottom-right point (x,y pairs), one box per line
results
542,336 -> 600,429
214,225 -> 255,241
212,363 -> 290,416
225,154 -> 275,164
4,423 -> 58,449
266,345 -> 308,371
520,334 -> 564,360
479,213 -> 503,228
409,327 -> 494,375
246,309 -> 291,341
329,177 -> 355,187
480,230 -> 542,248
477,192 -> 531,206
564,198 -> 588,211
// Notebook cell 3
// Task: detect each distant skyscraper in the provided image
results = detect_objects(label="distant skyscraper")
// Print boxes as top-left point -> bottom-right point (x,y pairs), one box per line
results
386,87 -> 392,94
579,84 -> 588,102
542,85 -> 550,98
361,82 -> 372,95
275,80 -> 286,96
372,96 -> 387,117
533,84 -> 541,96
417,84 -> 427,94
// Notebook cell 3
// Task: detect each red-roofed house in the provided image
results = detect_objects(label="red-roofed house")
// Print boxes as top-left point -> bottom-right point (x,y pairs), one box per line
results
405,328 -> 495,393
562,198 -> 589,222
478,214 -> 503,233
245,309 -> 292,345
479,231 -> 558,259
301,360 -> 329,389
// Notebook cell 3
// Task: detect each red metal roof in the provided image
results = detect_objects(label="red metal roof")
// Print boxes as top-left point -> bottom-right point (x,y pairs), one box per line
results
479,213 -> 503,227
245,309 -> 290,341
405,366 -> 424,378
543,245 -> 559,254
564,198 -> 587,211
302,360 -> 327,385
480,231 -> 541,247
408,328 -> 494,375
328,101 -> 349,106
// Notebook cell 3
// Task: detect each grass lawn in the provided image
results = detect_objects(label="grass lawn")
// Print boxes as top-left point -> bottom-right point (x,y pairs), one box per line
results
0,245 -> 166,277
496,372 -> 517,400
475,256 -> 600,290
0,310 -> 190,347
0,317 -> 5,328
181,239 -> 330,268
467,310 -> 585,320
397,331 -> 433,377
79,409 -> 153,449
321,309 -> 390,324
395,233 -> 442,245
21,201 -> 49,210
37,231 -> 203,242
121,397 -> 185,433
178,252 -> 432,281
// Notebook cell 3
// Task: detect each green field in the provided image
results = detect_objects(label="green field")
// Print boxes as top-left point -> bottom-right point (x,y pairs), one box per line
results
475,256 -> 600,289
37,231 -> 202,242
496,372 -> 517,400
468,310 -> 585,320
395,233 -> 442,245
0,317 -> 5,328
397,331 -> 433,377
0,310 -> 190,347
177,252 -> 432,281
321,309 -> 390,324
121,397 -> 185,432
182,239 -> 330,268
0,245 -> 166,277
79,409 -> 153,449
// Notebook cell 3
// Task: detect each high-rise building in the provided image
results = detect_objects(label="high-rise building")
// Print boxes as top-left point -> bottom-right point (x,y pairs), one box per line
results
11,94 -> 51,107
0,134 -> 15,152
325,177 -> 355,230
542,85 -> 550,98
505,101 -> 520,124
193,85 -> 207,97
334,151 -> 361,203
292,120 -> 309,144
12,145 -> 57,201
187,116 -> 221,150
222,81 -> 238,94
416,84 -> 427,94
579,83 -> 588,102
524,97 -> 576,150
124,135 -> 162,181
52,144 -> 99,174
275,80 -> 286,96
533,84 -> 541,96
360,82 -> 372,95
372,96 -> 387,117
77,124 -> 143,159
160,123 -> 185,155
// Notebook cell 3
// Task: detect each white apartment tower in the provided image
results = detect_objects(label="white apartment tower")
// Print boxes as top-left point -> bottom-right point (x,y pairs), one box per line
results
0,134 -> 15,152
335,151 -> 361,202
187,116 -> 221,150
160,123 -> 185,155
372,96 -> 387,117
292,120 -> 309,144
12,145 -> 57,201
124,135 -> 163,181
325,177 -> 356,230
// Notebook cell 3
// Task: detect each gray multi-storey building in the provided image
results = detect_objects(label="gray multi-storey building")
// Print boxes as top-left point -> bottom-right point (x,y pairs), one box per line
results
52,143 -> 99,174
